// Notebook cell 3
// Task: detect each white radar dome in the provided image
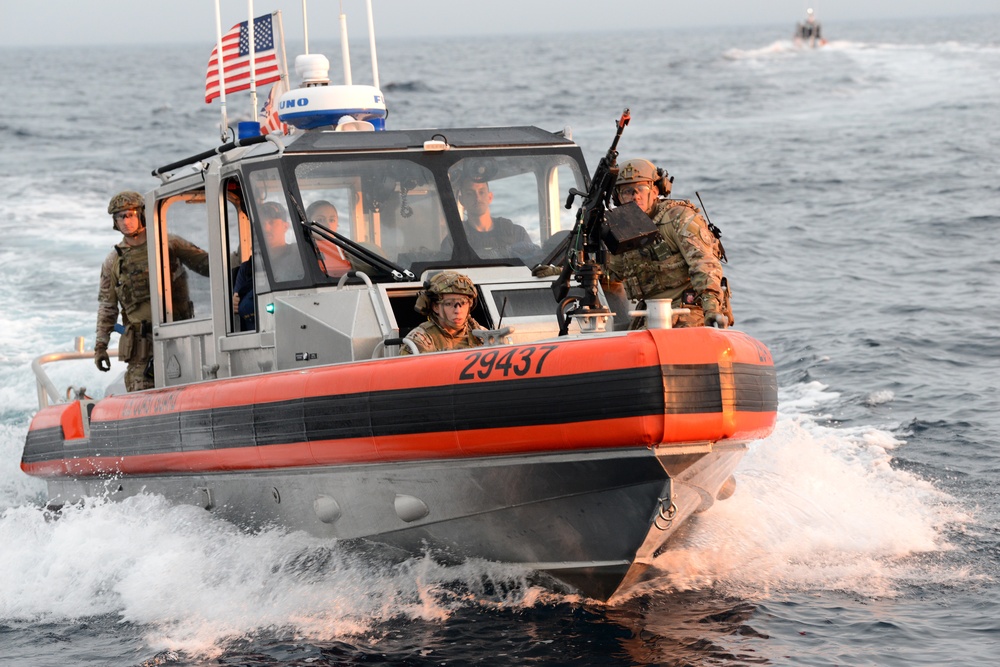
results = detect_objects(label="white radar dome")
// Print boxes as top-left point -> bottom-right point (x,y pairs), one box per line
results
295,54 -> 331,85
277,84 -> 387,131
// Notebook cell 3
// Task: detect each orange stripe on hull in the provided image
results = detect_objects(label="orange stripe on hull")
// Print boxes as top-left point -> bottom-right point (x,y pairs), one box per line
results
21,406 -> 777,478
24,328 -> 777,479
87,329 -> 772,423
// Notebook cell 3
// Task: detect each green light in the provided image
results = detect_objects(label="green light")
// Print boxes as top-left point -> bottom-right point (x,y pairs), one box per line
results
265,303 -> 275,314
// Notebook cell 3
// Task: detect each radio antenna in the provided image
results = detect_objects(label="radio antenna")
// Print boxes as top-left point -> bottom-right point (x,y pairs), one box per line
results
695,191 -> 727,263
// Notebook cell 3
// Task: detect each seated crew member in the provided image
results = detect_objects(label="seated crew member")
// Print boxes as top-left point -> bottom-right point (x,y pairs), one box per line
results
455,177 -> 538,259
232,253 -> 256,331
232,201 -> 298,331
400,271 -> 486,355
306,199 -> 352,276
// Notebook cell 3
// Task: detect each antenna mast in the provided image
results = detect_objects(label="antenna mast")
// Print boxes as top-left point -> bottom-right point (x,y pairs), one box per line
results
339,1 -> 353,84
302,0 -> 310,53
366,0 -> 380,89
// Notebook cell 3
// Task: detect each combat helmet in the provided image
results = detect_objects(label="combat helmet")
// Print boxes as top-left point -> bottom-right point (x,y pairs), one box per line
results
107,190 -> 145,229
414,271 -> 477,315
617,159 -> 673,198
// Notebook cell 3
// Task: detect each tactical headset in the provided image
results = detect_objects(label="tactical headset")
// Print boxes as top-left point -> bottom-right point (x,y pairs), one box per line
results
612,166 -> 674,206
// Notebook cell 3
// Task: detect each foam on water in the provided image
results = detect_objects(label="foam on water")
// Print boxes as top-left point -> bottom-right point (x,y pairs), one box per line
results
724,39 -> 882,60
0,491 -> 551,658
637,381 -> 969,600
0,422 -> 45,506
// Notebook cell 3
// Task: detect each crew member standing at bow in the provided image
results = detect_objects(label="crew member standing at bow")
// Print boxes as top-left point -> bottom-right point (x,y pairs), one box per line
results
606,159 -> 732,329
94,191 -> 210,391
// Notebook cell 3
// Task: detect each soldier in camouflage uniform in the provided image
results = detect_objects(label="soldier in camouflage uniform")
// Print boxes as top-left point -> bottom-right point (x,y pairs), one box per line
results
94,191 -> 210,391
400,271 -> 486,355
606,159 -> 733,329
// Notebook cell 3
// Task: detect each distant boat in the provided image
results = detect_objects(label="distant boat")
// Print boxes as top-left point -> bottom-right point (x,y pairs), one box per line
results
794,8 -> 827,48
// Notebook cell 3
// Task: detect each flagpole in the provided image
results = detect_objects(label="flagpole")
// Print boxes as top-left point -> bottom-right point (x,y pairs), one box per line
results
247,0 -> 259,122
339,1 -> 352,85
214,0 -> 229,141
366,0 -> 380,89
275,11 -> 289,93
301,0 -> 310,54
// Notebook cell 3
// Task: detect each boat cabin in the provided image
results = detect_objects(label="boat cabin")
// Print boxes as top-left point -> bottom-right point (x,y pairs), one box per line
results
145,125 -> 598,387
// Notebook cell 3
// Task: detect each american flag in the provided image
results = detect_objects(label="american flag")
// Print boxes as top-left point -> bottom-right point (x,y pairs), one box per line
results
260,83 -> 288,135
205,13 -> 281,104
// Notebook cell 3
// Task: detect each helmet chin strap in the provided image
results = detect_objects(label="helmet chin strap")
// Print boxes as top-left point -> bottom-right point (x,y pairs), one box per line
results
119,221 -> 146,238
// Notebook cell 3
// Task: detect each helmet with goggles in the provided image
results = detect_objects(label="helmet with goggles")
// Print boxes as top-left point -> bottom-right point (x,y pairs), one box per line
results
414,271 -> 478,315
616,158 -> 673,199
107,190 -> 145,230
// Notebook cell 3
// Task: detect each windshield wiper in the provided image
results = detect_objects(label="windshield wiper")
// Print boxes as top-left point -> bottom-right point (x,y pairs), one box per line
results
305,221 -> 415,282
285,191 -> 415,281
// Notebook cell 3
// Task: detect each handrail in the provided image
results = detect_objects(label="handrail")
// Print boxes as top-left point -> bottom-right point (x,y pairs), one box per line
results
31,337 -> 117,410
151,133 -> 284,181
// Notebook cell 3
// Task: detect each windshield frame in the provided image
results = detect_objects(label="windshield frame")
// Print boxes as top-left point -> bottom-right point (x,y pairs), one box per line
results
245,145 -> 588,286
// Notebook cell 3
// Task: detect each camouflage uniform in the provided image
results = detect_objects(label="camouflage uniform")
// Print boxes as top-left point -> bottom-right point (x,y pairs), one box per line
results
96,235 -> 209,391
401,316 -> 487,354
400,271 -> 485,355
607,199 -> 732,329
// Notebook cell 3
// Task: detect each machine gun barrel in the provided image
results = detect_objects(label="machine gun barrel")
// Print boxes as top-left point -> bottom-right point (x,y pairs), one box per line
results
552,109 -> 630,304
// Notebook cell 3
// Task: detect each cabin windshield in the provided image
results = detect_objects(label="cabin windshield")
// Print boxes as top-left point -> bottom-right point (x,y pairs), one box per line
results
286,152 -> 586,280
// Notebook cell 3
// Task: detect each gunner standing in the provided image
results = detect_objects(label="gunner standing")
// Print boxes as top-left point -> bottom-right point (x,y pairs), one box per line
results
606,159 -> 732,329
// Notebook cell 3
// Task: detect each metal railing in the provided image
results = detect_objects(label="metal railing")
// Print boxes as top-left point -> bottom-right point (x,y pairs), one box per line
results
30,337 -> 116,410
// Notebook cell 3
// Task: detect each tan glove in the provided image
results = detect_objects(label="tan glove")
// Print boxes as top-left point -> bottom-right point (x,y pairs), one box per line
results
702,294 -> 730,329
705,312 -> 730,328
531,264 -> 562,278
94,343 -> 111,372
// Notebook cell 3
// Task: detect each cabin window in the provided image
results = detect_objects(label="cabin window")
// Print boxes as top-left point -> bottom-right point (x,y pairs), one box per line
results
156,191 -> 212,323
488,287 -> 559,318
248,168 -> 306,285
447,155 -> 585,266
293,158 -> 447,271
223,177 -> 254,333
550,162 -> 581,237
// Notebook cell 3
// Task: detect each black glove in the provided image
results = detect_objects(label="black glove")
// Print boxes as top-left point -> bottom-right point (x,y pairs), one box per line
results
94,344 -> 111,372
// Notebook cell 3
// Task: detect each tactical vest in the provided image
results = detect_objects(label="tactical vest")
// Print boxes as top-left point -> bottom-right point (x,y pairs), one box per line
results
611,200 -> 705,301
114,243 -> 153,324
402,317 -> 485,354
114,242 -> 194,325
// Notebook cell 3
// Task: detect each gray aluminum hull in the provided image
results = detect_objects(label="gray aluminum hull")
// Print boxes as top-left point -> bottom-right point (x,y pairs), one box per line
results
43,442 -> 746,600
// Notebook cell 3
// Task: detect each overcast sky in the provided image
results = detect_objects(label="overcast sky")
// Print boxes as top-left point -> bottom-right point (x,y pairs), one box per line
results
1,0 -> 997,46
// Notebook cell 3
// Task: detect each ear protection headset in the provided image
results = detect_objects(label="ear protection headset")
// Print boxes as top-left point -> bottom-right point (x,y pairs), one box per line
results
612,166 -> 674,205
653,167 -> 673,197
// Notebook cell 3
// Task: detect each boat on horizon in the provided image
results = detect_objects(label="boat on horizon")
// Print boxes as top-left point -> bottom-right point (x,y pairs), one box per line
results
21,3 -> 778,601
794,8 -> 827,48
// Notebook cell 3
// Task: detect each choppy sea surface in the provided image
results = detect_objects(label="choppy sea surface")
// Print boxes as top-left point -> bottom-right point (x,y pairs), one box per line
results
2,13 -> 1000,666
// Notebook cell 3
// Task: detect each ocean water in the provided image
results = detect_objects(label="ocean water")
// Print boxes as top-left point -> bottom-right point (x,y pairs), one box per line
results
2,13 -> 1000,666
